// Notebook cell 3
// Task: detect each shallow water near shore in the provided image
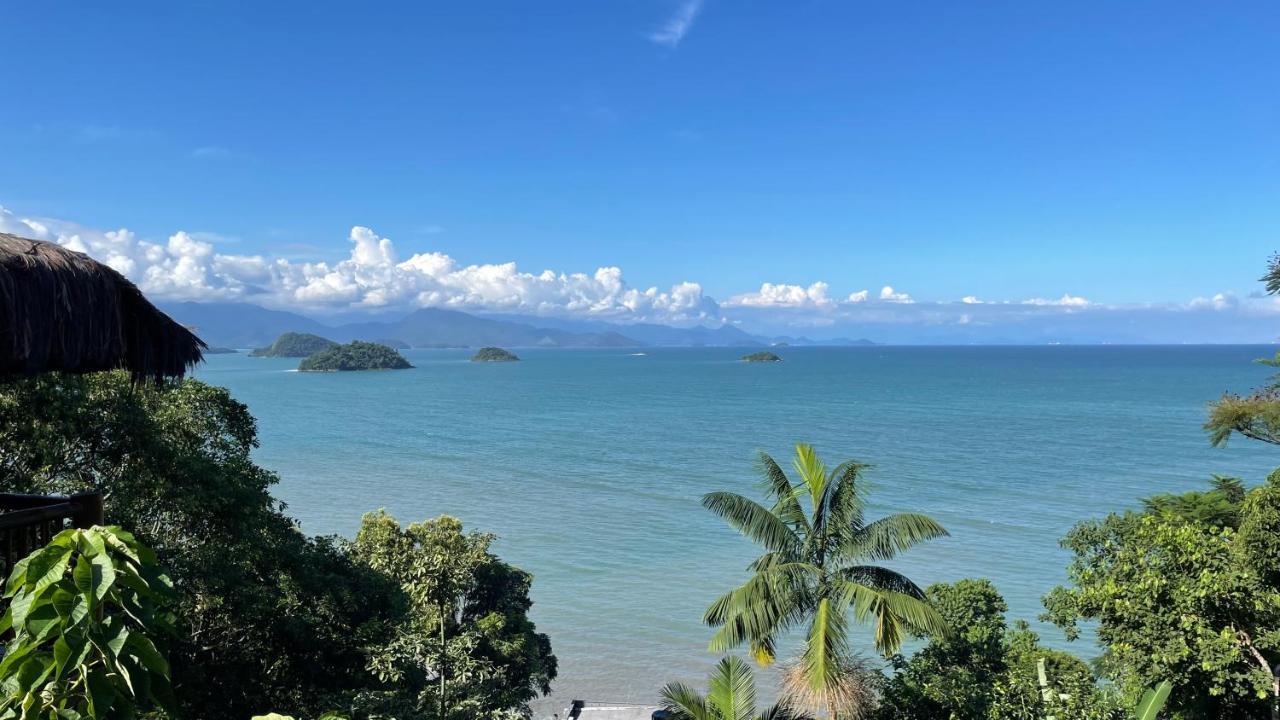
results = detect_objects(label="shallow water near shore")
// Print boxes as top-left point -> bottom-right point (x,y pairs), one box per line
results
193,345 -> 1278,715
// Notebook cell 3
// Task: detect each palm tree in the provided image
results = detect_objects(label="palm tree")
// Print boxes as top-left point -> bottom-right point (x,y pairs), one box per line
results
702,443 -> 949,717
660,656 -> 810,720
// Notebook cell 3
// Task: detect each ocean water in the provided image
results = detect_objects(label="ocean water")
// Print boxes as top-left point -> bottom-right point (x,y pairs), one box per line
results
193,346 -> 1278,714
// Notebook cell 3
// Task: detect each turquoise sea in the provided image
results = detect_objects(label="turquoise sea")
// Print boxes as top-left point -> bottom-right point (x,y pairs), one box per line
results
194,346 -> 1278,714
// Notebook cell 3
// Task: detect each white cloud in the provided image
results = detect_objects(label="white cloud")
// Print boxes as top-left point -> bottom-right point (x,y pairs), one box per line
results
1023,293 -> 1090,307
961,295 -> 982,304
879,285 -> 913,303
0,206 -> 717,323
847,289 -> 869,303
726,281 -> 834,309
649,0 -> 703,47
1189,292 -> 1240,311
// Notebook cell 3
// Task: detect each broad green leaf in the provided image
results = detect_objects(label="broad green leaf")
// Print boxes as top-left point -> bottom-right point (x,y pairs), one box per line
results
5,556 -> 31,596
23,544 -> 72,597
124,634 -> 168,676
88,552 -> 117,602
85,668 -> 116,718
1137,680 -> 1173,720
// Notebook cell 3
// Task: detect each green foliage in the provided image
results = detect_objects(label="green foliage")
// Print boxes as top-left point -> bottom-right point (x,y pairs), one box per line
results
1042,477 -> 1280,719
470,347 -> 519,362
1141,475 -> 1245,527
348,512 -> 556,719
298,341 -> 412,372
1206,349 -> 1280,448
702,444 -> 948,717
1135,681 -> 1173,720
249,332 -> 337,357
872,579 -> 1120,720
0,526 -> 176,719
0,372 -> 400,719
661,656 -> 810,720
740,352 -> 781,363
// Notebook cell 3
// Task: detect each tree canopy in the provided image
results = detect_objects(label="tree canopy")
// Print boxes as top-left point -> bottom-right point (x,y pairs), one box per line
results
1042,476 -> 1280,719
0,372 -> 550,720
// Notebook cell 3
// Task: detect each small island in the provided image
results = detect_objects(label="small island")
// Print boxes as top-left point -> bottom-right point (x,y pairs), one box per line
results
471,347 -> 520,363
742,351 -> 782,363
298,341 -> 413,372
204,346 -> 239,354
251,332 -> 337,358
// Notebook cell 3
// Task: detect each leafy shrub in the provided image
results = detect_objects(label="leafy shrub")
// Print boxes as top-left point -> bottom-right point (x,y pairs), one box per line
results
0,526 -> 175,719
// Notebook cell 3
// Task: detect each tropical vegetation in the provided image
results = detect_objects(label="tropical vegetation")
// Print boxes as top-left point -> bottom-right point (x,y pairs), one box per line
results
0,371 -> 552,720
298,341 -> 413,372
872,579 -> 1123,719
702,444 -> 948,718
249,332 -> 337,357
741,352 -> 782,363
660,656 -> 810,720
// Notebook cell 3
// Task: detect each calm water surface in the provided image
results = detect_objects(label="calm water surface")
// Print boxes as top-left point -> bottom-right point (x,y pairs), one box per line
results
193,346 -> 1278,714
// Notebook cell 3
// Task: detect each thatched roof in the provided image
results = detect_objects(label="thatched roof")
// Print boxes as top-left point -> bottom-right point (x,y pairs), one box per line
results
0,233 -> 206,381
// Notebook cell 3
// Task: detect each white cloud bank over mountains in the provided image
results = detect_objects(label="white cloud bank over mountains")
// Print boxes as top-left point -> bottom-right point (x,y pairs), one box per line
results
2,205 -> 1278,342
0,207 -> 715,323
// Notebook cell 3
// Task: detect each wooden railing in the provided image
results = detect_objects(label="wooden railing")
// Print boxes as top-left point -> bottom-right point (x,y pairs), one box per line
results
0,492 -> 104,576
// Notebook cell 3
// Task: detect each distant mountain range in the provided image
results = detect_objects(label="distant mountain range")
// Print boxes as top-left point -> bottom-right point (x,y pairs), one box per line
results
160,302 -> 877,350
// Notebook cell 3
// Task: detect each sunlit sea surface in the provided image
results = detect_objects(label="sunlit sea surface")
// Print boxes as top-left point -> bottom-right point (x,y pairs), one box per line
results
193,346 -> 1278,715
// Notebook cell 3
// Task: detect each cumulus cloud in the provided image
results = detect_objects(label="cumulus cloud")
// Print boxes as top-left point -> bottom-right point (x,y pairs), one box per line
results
961,295 -> 982,304
0,206 -> 717,323
649,0 -> 703,47
726,281 -> 835,309
879,286 -> 913,303
847,289 -> 869,302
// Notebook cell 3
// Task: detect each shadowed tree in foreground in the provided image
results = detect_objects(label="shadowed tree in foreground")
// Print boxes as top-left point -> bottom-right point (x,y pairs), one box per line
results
702,444 -> 949,719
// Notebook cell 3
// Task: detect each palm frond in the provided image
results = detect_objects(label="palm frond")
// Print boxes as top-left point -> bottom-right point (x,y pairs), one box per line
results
802,596 -> 848,694
792,443 -> 827,514
705,563 -> 814,657
866,590 -> 949,655
839,565 -> 926,598
756,452 -> 809,532
661,681 -> 713,720
847,513 -> 948,561
758,700 -> 812,720
707,656 -> 758,720
825,460 -> 871,534
703,491 -> 801,554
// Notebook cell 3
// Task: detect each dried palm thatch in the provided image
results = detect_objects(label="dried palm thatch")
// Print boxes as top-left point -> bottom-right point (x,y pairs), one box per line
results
0,233 -> 205,381
780,655 -> 881,720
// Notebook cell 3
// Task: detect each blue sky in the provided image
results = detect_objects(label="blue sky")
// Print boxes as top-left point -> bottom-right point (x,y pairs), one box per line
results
3,1 -> 1279,339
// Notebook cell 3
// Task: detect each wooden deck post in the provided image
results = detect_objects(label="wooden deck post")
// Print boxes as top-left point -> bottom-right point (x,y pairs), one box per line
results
70,491 -> 104,528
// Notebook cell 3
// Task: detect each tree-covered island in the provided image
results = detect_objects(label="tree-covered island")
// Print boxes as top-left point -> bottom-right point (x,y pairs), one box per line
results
471,347 -> 520,362
250,332 -> 338,357
741,350 -> 782,362
298,341 -> 413,372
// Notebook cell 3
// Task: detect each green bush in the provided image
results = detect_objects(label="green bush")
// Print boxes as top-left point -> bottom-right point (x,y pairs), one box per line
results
0,526 -> 175,719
